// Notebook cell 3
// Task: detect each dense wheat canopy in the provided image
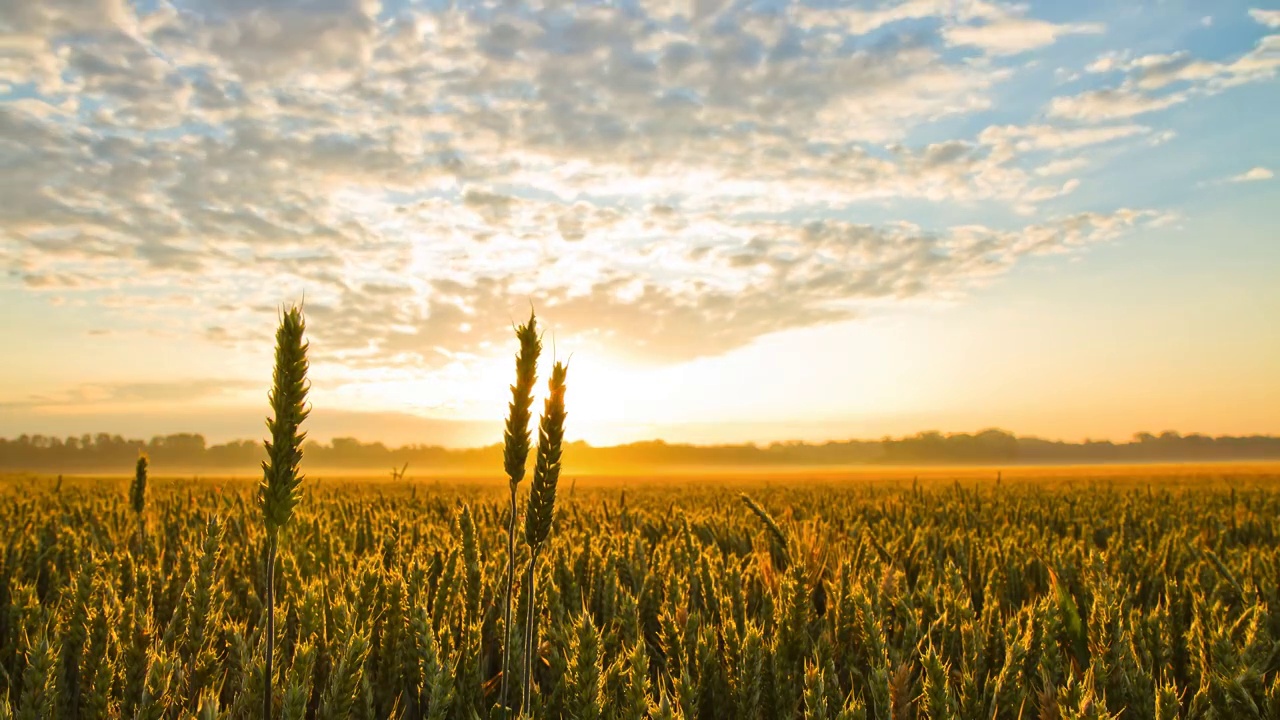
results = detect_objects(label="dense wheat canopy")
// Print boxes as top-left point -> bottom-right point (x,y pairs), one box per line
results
1,468 -> 1277,717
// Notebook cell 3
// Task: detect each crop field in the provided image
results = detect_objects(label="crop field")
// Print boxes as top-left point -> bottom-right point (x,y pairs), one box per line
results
1,464 -> 1277,720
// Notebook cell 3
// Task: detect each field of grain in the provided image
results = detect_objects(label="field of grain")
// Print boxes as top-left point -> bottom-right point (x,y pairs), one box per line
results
1,464 -> 1277,719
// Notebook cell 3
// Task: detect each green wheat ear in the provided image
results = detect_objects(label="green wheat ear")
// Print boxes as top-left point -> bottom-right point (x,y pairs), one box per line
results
131,453 -> 148,516
741,493 -> 791,569
258,302 -> 311,720
504,310 -> 541,490
259,304 -> 311,535
522,359 -> 568,710
525,360 -> 568,549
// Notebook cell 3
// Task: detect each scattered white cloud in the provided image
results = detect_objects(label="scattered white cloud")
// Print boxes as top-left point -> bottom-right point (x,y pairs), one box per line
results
1053,18 -> 1280,121
1086,52 -> 1130,74
1228,167 -> 1274,183
1250,9 -> 1280,29
1048,87 -> 1189,121
944,9 -> 1104,56
978,123 -> 1150,154
1034,157 -> 1091,177
789,0 -> 947,35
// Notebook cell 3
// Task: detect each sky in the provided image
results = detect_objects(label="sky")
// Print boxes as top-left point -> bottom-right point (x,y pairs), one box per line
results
1,0 -> 1278,448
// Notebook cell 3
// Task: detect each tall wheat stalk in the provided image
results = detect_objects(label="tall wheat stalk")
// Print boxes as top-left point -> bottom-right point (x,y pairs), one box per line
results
258,304 -> 311,719
522,360 -> 568,711
500,310 -> 541,713
131,453 -> 148,549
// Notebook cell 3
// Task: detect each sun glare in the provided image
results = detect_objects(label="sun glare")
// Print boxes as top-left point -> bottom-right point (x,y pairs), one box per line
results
317,340 -> 669,446
521,349 -> 655,439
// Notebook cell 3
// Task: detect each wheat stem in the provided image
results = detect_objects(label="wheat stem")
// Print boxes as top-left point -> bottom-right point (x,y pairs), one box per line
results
522,545 -> 540,713
501,310 -> 540,714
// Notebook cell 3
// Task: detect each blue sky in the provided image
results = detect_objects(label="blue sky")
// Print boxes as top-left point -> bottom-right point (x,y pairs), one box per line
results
1,0 -> 1277,446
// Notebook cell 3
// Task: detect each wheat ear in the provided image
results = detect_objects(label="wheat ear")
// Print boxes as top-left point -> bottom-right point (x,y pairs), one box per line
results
500,309 -> 540,714
522,359 -> 568,711
131,453 -> 148,548
258,303 -> 311,719
741,493 -> 791,569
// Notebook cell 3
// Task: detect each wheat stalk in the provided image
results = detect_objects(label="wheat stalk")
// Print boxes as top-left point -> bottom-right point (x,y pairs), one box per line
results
257,303 -> 311,720
130,454 -> 148,515
457,502 -> 480,628
131,453 -> 148,549
521,359 -> 568,710
740,493 -> 791,568
500,309 -> 540,714
524,360 -> 568,551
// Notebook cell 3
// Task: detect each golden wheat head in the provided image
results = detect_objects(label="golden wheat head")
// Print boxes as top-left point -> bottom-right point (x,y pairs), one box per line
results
525,360 -> 568,549
502,310 -> 541,489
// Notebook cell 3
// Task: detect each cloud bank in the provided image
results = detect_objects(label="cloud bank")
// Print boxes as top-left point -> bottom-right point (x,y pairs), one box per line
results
2,0 -> 1274,374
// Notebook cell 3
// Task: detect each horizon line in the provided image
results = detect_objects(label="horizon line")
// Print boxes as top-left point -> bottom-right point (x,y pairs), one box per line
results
6,427 -> 1280,452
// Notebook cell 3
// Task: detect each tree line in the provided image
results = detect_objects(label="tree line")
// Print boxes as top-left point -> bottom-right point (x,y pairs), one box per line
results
2,428 -> 1279,472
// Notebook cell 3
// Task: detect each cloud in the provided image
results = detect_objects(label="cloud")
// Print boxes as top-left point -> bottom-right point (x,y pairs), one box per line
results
1250,9 -> 1280,29
1034,157 -> 1091,177
1047,88 -> 1188,122
794,0 -> 1104,56
1085,52 -> 1126,74
0,0 -> 1205,370
292,206 -> 1171,365
978,123 -> 1150,154
1228,167 -> 1274,183
790,0 -> 945,35
1050,22 -> 1280,121
1,379 -> 259,410
944,13 -> 1104,56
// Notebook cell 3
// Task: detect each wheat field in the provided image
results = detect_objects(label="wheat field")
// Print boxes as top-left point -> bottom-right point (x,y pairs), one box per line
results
1,465 -> 1277,719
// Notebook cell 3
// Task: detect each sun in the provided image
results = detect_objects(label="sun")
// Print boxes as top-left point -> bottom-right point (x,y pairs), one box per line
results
519,349 -> 659,443
323,334 -> 751,448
